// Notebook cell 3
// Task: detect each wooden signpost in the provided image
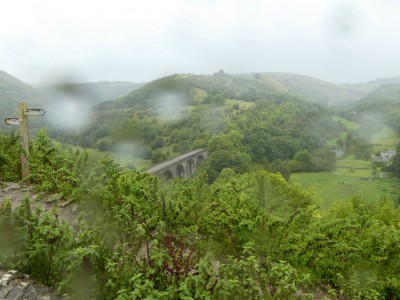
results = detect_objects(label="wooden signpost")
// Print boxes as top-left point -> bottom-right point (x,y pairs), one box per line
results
4,103 -> 46,182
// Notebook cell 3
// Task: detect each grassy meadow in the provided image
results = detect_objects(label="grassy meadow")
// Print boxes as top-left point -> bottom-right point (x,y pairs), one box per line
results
291,117 -> 400,208
290,164 -> 400,208
331,115 -> 359,130
370,123 -> 399,152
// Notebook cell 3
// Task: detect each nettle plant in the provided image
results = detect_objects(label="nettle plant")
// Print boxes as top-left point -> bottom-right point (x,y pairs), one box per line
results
0,131 -> 21,182
28,130 -> 89,198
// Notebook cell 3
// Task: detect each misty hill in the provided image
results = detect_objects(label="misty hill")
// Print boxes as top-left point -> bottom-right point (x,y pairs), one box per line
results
354,82 -> 400,110
96,72 -> 388,112
346,82 -> 400,135
0,71 -> 45,113
51,73 -> 347,167
0,70 -> 47,130
236,73 -> 400,106
259,72 -> 375,106
0,71 -> 144,133
36,81 -> 145,106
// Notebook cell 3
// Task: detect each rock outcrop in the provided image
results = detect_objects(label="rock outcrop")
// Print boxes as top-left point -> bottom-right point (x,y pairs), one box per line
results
0,182 -> 79,225
0,270 -> 67,299
0,182 -> 79,299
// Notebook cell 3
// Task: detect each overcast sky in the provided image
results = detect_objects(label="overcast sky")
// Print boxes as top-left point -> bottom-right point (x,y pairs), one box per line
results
1,0 -> 400,84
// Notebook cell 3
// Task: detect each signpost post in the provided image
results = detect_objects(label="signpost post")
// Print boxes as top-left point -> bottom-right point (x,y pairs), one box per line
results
19,103 -> 30,180
5,103 -> 46,182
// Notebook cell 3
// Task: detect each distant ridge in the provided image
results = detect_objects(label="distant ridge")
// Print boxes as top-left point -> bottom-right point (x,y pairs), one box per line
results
2,69 -> 400,132
35,80 -> 145,104
0,70 -> 46,130
96,71 -> 400,112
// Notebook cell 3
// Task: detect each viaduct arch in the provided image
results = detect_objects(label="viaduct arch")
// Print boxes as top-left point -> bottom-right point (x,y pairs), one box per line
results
146,149 -> 208,179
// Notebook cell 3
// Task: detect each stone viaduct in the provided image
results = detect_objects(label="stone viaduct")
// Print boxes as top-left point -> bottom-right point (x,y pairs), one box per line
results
146,149 -> 208,179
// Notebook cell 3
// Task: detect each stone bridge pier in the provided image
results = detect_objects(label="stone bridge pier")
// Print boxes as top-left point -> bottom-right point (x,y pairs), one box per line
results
146,149 -> 208,179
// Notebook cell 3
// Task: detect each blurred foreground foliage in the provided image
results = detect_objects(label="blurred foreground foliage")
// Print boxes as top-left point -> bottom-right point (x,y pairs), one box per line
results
1,131 -> 400,299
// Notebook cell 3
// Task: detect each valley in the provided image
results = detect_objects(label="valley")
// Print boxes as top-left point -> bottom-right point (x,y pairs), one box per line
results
3,69 -> 400,206
1,70 -> 400,299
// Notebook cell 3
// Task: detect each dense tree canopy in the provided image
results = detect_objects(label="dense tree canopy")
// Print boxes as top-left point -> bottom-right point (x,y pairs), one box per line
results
49,86 -> 343,182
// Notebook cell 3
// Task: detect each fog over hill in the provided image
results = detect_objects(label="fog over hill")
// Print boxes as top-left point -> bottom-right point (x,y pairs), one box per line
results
0,70 -> 144,131
34,81 -> 145,104
96,72 -> 400,112
2,69 -> 400,133
0,70 -> 46,131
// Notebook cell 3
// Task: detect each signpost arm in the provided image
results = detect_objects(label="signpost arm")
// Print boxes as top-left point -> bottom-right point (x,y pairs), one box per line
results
18,103 -> 30,181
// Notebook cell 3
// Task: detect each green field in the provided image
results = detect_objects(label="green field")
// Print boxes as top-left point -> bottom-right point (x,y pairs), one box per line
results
335,155 -> 372,169
290,171 -> 399,208
331,115 -> 359,130
300,116 -> 400,208
290,154 -> 400,208
370,124 -> 399,152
